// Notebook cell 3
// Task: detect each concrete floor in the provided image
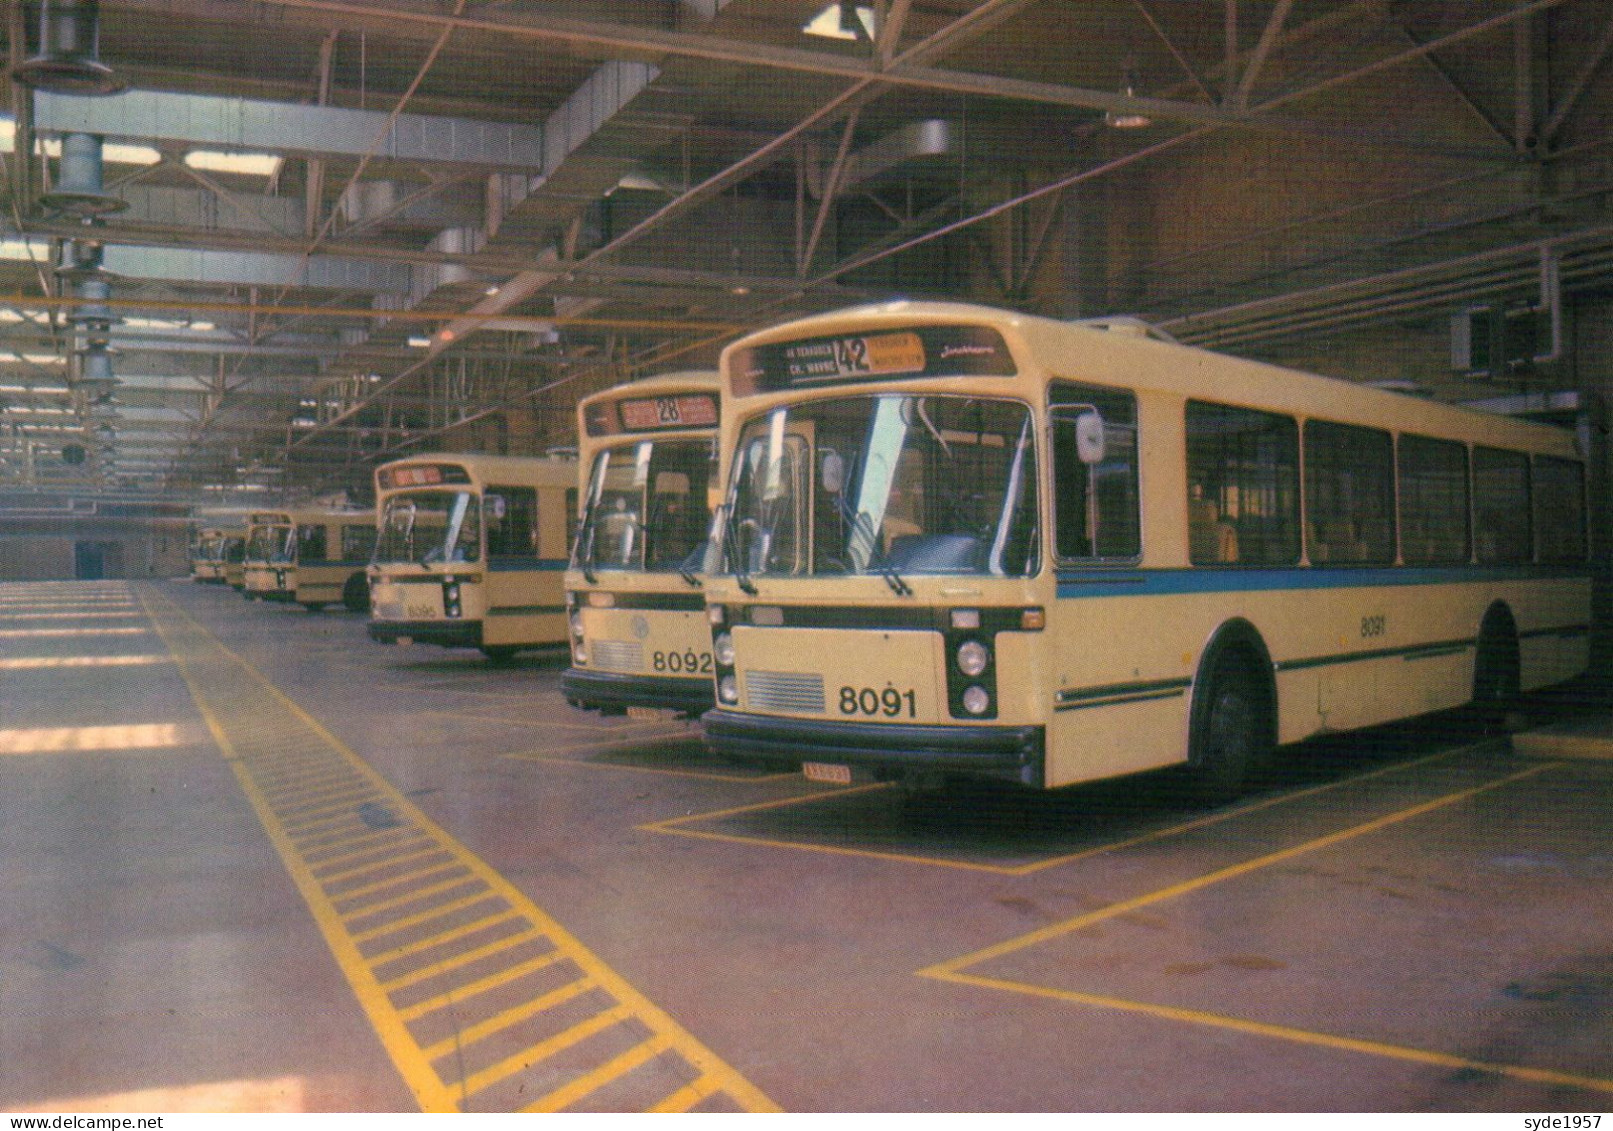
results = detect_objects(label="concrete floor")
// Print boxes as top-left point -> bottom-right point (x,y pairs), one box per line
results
1,579 -> 1609,1113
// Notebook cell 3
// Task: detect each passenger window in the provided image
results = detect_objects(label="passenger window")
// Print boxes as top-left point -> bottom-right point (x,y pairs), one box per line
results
1304,420 -> 1395,565
486,485 -> 539,558
1533,455 -> 1585,565
1398,435 -> 1469,564
1473,447 -> 1531,564
1185,401 -> 1300,566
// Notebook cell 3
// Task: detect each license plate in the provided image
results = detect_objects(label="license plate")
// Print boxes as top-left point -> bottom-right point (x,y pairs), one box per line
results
803,761 -> 853,785
626,706 -> 673,720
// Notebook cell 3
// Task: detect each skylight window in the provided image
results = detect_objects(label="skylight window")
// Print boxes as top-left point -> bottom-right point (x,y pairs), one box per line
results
184,150 -> 283,177
803,3 -> 875,41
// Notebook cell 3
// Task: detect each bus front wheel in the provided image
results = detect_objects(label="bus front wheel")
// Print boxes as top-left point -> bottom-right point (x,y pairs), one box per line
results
1188,651 -> 1272,803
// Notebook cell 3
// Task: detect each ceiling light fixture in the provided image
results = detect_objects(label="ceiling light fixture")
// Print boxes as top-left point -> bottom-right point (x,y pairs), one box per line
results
1105,73 -> 1152,130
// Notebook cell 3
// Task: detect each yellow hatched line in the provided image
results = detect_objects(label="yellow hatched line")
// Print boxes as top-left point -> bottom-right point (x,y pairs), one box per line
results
315,837 -> 440,883
303,824 -> 418,862
367,911 -> 525,970
140,585 -> 776,1114
524,1031 -> 675,1113
335,872 -> 478,918
380,924 -> 548,992
325,850 -> 458,897
351,891 -> 504,947
330,862 -> 468,907
420,975 -> 597,1059
458,1005 -> 632,1100
395,946 -> 571,1023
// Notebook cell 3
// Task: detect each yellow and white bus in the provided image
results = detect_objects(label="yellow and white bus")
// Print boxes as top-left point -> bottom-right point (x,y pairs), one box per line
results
701,301 -> 1591,797
562,371 -> 723,717
367,453 -> 577,660
190,524 -> 245,585
242,507 -> 377,611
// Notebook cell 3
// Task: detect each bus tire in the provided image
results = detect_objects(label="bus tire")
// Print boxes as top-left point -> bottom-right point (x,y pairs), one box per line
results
301,601 -> 327,612
1472,604 -> 1520,734
342,571 -> 370,613
1188,645 -> 1273,803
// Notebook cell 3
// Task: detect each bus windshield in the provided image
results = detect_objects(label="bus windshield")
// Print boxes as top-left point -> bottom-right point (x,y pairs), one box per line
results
723,394 -> 1038,580
247,524 -> 294,563
575,437 -> 717,574
375,491 -> 482,565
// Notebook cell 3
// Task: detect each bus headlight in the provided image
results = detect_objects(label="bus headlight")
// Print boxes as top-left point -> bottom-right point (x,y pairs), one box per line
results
572,640 -> 588,665
961,685 -> 991,715
443,580 -> 461,617
956,640 -> 989,677
718,674 -> 739,704
714,632 -> 735,667
569,610 -> 585,638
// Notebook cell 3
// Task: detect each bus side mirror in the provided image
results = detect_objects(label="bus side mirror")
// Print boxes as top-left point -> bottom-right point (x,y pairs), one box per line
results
1076,411 -> 1106,464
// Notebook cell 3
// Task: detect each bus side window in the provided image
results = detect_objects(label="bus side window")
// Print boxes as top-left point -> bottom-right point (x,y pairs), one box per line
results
487,486 -> 539,559
1185,401 -> 1300,567
298,524 -> 327,563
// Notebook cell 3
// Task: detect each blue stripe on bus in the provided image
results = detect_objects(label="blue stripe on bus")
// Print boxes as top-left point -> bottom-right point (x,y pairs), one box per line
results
1055,565 -> 1591,600
489,557 -> 569,572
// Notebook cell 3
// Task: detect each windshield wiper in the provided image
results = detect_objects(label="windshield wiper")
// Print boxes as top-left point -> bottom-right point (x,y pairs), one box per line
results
835,494 -> 910,597
575,492 -> 600,584
722,504 -> 758,595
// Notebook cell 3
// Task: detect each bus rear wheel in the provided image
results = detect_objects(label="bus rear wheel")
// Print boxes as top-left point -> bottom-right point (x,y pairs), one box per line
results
1471,608 -> 1521,735
1188,652 -> 1272,803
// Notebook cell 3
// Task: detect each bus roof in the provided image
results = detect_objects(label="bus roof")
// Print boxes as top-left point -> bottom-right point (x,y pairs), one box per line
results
719,300 -> 1580,455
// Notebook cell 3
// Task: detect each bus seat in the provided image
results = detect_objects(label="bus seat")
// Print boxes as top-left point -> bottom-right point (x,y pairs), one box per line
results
1189,499 -> 1238,563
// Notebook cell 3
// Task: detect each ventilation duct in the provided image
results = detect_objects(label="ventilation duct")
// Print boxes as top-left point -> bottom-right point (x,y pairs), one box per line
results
40,131 -> 127,215
11,0 -> 124,96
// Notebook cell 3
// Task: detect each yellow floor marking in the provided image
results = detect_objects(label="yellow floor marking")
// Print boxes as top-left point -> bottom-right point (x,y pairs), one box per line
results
526,1031 -> 674,1113
141,586 -> 777,1114
423,976 -> 598,1059
351,892 -> 504,947
459,1005 -> 632,1100
396,946 -> 571,1024
641,747 -> 1482,875
920,759 -> 1613,1097
939,973 -> 1613,1097
381,925 -> 545,992
316,839 -> 440,883
924,760 -> 1553,976
325,848 -> 453,892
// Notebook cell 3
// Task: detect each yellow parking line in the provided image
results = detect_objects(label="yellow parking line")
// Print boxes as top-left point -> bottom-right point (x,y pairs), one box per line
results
526,1031 -> 674,1113
923,761 -> 1554,976
918,759 -> 1613,1098
142,585 -> 776,1114
380,924 -> 545,991
940,972 -> 1613,1097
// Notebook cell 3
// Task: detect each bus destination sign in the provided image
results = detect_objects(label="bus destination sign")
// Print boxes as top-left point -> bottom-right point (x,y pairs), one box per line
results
585,393 -> 719,436
377,463 -> 471,490
730,324 -> 1016,395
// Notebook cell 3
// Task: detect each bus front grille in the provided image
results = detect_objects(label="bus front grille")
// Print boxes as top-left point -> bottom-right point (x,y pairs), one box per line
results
592,640 -> 644,672
745,670 -> 826,714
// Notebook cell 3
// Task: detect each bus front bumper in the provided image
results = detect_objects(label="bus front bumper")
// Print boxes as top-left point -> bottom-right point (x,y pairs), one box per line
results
701,709 -> 1045,788
368,619 -> 482,649
562,668 -> 714,718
